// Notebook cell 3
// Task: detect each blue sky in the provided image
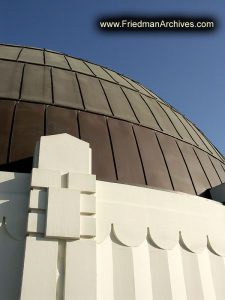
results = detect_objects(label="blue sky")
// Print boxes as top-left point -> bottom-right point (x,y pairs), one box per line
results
1,0 -> 224,154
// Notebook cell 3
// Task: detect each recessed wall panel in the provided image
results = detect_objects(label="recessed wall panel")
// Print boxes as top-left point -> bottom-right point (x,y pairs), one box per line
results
149,244 -> 173,300
107,118 -> 145,185
21,64 -> 52,104
112,240 -> 136,300
79,112 -> 116,181
133,126 -> 173,190
181,248 -> 204,300
209,251 -> 225,299
52,68 -> 83,109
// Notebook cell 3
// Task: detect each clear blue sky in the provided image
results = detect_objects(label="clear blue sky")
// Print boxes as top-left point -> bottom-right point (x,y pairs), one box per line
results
1,0 -> 224,155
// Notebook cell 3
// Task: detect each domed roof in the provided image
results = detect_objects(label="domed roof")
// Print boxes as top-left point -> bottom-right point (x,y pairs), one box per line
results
0,44 -> 224,196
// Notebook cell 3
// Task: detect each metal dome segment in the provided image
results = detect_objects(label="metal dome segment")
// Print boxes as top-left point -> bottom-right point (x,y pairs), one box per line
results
0,44 -> 222,161
0,44 -> 224,196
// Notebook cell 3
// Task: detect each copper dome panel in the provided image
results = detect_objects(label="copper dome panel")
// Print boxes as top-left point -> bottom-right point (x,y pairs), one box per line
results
0,44 -> 224,196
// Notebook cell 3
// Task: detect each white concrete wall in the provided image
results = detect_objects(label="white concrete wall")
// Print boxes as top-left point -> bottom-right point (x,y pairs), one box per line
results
0,172 -> 30,299
0,134 -> 225,300
96,181 -> 225,300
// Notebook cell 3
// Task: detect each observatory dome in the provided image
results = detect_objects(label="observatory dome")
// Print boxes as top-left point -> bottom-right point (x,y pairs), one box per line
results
0,44 -> 224,196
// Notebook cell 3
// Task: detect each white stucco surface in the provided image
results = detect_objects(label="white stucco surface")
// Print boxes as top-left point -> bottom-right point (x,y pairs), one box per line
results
0,134 -> 224,300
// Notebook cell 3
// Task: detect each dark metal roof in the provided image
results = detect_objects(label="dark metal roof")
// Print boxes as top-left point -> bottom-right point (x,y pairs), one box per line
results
0,44 -> 224,196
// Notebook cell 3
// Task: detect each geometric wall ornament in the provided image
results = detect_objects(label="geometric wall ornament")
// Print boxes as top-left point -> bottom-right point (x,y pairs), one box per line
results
21,134 -> 97,300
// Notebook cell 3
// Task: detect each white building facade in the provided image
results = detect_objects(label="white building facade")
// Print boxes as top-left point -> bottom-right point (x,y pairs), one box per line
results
0,134 -> 225,300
